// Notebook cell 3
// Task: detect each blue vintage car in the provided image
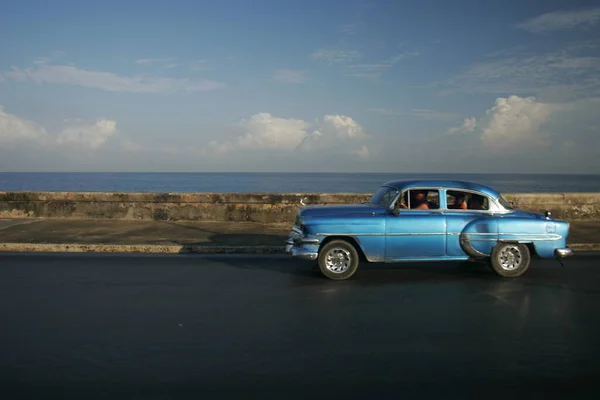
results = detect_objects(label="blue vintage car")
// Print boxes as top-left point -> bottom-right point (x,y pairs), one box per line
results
285,180 -> 573,280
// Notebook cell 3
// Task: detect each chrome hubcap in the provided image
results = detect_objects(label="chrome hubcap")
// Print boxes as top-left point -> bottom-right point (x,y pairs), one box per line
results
325,248 -> 351,273
498,245 -> 522,270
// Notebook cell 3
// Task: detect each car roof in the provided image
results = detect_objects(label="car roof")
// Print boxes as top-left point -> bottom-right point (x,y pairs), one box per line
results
380,179 -> 501,198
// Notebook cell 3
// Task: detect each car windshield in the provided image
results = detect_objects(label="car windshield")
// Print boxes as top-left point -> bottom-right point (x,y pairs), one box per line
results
498,193 -> 514,210
369,186 -> 398,208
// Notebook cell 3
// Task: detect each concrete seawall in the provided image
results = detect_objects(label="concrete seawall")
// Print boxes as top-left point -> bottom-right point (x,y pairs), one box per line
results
1,191 -> 599,223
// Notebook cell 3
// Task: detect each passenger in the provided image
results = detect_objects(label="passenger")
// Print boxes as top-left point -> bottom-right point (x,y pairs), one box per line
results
469,195 -> 485,210
448,191 -> 467,210
412,190 -> 429,209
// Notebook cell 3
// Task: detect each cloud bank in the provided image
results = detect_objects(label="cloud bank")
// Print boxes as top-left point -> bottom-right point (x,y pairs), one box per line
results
57,119 -> 118,149
3,60 -> 224,94
205,112 -> 370,160
516,8 -> 600,33
0,105 -> 122,150
446,95 -> 556,150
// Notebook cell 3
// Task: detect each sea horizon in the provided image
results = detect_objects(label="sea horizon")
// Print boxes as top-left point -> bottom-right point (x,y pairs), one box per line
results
1,172 -> 599,194
2,171 -> 599,175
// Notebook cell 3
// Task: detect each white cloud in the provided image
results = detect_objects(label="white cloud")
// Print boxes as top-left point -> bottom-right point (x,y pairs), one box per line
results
481,96 -> 553,149
448,117 -> 477,134
311,49 -> 362,64
203,113 -> 368,157
273,69 -> 307,84
0,107 -> 124,151
319,115 -> 366,139
236,113 -> 311,151
3,62 -> 225,93
447,96 -> 554,150
0,106 -> 47,147
516,8 -> 600,33
57,119 -> 118,149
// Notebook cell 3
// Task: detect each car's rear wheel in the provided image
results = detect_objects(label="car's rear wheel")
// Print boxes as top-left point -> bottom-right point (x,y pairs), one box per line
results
318,240 -> 359,280
489,242 -> 531,278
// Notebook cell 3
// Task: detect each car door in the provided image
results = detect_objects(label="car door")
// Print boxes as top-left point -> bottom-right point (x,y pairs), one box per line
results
444,190 -> 497,256
385,189 -> 446,260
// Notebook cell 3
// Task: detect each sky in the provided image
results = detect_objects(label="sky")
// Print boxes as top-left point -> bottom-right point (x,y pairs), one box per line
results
1,0 -> 599,173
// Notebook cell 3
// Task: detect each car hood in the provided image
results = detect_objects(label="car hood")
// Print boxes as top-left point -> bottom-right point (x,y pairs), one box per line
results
298,204 -> 386,219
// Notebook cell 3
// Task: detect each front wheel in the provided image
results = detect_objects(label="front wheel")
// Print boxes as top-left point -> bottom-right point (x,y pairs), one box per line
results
317,240 -> 359,280
489,243 -> 531,278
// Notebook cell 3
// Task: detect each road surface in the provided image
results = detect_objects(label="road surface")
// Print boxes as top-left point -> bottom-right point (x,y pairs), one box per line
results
1,253 -> 599,398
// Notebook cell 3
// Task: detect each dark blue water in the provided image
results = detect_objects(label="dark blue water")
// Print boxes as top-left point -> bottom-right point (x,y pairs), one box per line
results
0,172 -> 599,193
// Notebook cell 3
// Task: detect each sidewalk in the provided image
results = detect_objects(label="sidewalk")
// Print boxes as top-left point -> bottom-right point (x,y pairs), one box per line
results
1,218 -> 599,253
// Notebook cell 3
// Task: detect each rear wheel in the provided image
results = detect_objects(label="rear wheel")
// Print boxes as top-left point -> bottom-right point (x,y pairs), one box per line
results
489,243 -> 531,278
318,240 -> 359,280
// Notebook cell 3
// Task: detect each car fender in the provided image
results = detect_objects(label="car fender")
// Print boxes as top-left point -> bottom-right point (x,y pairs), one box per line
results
459,216 -> 499,258
495,217 -> 569,258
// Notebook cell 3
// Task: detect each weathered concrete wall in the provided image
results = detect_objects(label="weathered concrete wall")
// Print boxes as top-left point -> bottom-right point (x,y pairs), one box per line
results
503,193 -> 600,221
1,191 -> 599,223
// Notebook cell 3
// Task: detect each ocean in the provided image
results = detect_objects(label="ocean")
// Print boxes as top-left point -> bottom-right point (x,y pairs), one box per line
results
0,172 -> 599,193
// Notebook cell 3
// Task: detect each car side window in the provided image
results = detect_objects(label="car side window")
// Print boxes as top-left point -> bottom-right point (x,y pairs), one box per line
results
447,190 -> 468,210
399,189 -> 439,210
447,190 -> 489,211
425,190 -> 439,209
468,193 -> 489,210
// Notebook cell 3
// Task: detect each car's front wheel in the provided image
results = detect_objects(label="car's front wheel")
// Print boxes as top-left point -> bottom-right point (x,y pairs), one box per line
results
318,240 -> 359,280
489,242 -> 531,278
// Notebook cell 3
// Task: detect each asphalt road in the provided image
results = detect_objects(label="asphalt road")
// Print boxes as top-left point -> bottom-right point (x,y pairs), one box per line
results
1,253 -> 599,399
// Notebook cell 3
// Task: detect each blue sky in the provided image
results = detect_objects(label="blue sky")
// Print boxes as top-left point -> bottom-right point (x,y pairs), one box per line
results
1,0 -> 599,173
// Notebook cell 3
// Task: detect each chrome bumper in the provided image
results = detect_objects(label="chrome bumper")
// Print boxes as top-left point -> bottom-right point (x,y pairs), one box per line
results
555,247 -> 574,258
285,228 -> 319,260
286,240 -> 318,260
291,248 -> 318,260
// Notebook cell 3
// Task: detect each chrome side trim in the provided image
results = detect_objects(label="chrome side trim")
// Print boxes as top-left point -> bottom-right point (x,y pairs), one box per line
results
385,256 -> 471,263
316,232 -> 445,237
388,232 -> 445,236
496,233 -> 563,237
471,237 -> 563,242
316,232 -> 382,236
313,232 -> 562,240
